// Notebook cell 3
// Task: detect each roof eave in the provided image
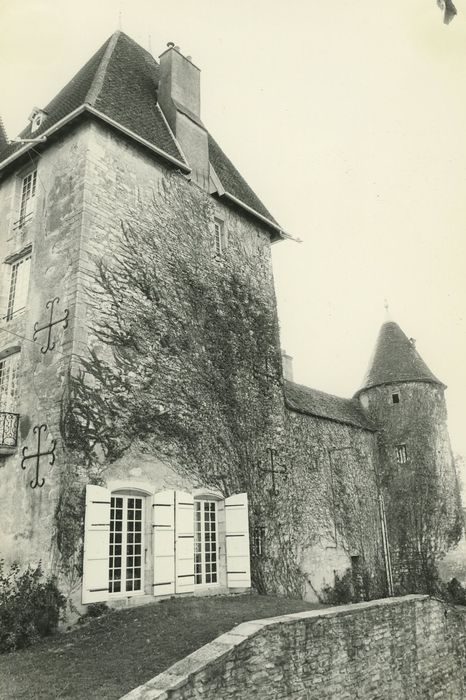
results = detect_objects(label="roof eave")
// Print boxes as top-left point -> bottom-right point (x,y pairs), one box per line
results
220,191 -> 289,242
284,398 -> 377,432
354,377 -> 447,398
0,104 -> 191,174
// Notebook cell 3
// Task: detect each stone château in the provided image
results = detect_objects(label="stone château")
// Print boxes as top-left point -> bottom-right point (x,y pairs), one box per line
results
0,32 -> 461,609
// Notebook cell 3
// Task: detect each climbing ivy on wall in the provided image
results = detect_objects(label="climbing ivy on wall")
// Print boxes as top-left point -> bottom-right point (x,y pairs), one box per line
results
57,171 -> 389,600
60,172 -> 288,589
376,389 -> 463,594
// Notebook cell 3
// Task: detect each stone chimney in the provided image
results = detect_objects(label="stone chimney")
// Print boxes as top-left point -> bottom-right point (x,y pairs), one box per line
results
158,43 -> 209,188
281,350 -> 294,382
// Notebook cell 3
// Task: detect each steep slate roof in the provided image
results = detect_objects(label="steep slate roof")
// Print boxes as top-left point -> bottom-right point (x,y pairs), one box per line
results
0,32 -> 280,233
284,380 -> 376,431
208,135 -> 277,223
355,321 -> 444,396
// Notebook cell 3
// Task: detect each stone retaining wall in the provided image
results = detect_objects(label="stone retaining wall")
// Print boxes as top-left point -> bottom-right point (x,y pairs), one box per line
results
120,595 -> 466,699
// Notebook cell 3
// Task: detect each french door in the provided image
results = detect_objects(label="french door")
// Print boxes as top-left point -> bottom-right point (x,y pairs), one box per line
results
109,494 -> 145,594
194,500 -> 218,585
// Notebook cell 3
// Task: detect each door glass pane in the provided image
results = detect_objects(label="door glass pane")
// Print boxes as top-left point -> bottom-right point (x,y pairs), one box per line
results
194,500 -> 217,585
109,494 -> 144,594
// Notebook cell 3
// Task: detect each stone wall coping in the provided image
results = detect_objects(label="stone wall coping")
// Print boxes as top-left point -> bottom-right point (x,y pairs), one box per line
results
118,595 -> 430,700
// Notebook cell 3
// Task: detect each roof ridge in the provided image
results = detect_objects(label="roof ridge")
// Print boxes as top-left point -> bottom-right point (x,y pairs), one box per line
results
285,379 -> 352,403
284,380 -> 376,431
85,31 -> 121,106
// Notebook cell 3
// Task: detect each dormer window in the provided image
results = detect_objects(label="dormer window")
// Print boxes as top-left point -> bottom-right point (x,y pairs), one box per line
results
29,108 -> 47,134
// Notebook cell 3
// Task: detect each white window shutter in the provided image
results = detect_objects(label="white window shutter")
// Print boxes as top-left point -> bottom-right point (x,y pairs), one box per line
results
175,491 -> 195,593
152,490 -> 175,596
82,484 -> 111,604
225,492 -> 251,589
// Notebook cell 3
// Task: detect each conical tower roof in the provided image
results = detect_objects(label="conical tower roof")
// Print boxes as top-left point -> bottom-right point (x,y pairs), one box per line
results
355,321 -> 444,396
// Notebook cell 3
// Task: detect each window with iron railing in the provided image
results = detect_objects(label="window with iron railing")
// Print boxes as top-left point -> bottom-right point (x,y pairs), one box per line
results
0,352 -> 20,448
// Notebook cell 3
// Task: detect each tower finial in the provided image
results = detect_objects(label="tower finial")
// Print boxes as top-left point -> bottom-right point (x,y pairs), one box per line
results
384,298 -> 391,321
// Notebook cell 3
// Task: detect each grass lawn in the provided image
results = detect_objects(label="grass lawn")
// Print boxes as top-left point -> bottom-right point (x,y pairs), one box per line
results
0,594 -> 324,700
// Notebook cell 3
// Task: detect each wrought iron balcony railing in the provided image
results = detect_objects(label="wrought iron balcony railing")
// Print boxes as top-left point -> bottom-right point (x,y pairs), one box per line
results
0,412 -> 19,449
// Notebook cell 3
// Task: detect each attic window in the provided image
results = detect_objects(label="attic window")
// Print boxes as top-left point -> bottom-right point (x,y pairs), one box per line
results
214,218 -> 227,256
29,108 -> 46,134
391,392 -> 400,404
396,444 -> 408,464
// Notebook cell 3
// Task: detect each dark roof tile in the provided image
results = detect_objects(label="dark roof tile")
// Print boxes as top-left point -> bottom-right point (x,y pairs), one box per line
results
355,321 -> 444,396
284,380 -> 376,431
92,33 -> 183,161
0,32 -> 279,234
208,134 -> 277,224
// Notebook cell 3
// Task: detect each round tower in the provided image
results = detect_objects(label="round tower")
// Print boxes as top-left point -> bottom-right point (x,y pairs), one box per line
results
355,321 -> 462,592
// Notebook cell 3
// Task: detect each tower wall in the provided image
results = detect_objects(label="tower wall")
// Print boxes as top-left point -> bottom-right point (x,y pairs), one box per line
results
359,381 -> 462,591
0,122 -> 89,572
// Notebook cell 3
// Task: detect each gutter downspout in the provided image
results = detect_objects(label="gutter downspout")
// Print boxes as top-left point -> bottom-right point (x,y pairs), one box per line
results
379,494 -> 394,596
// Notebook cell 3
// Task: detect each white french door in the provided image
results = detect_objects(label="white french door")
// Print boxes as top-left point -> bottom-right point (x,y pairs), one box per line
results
194,500 -> 218,585
109,494 -> 145,594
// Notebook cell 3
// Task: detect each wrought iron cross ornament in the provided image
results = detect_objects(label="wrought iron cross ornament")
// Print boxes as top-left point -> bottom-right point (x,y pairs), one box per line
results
21,424 -> 56,489
33,297 -> 69,354
259,448 -> 287,495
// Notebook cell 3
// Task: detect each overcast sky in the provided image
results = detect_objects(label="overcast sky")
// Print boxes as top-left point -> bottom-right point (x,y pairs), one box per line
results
1,1 -> 465,467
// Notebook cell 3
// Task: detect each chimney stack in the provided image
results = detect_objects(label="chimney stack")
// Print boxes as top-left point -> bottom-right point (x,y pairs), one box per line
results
281,350 -> 294,382
158,43 -> 209,188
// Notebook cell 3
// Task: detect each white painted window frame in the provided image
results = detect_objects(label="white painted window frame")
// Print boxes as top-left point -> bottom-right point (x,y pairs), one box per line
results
194,499 -> 219,587
5,253 -> 31,321
18,169 -> 37,226
108,492 -> 146,598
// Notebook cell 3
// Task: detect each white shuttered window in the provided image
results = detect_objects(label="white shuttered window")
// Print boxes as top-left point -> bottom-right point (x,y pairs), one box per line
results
82,487 -> 251,605
152,490 -> 175,596
225,493 -> 251,589
82,485 -> 111,605
175,491 -> 195,593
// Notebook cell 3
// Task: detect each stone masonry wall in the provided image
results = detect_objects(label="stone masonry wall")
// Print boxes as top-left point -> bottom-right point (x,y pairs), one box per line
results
0,123 -> 89,571
121,595 -> 466,700
274,410 -> 384,601
1,118 -> 387,607
71,121 -> 387,602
